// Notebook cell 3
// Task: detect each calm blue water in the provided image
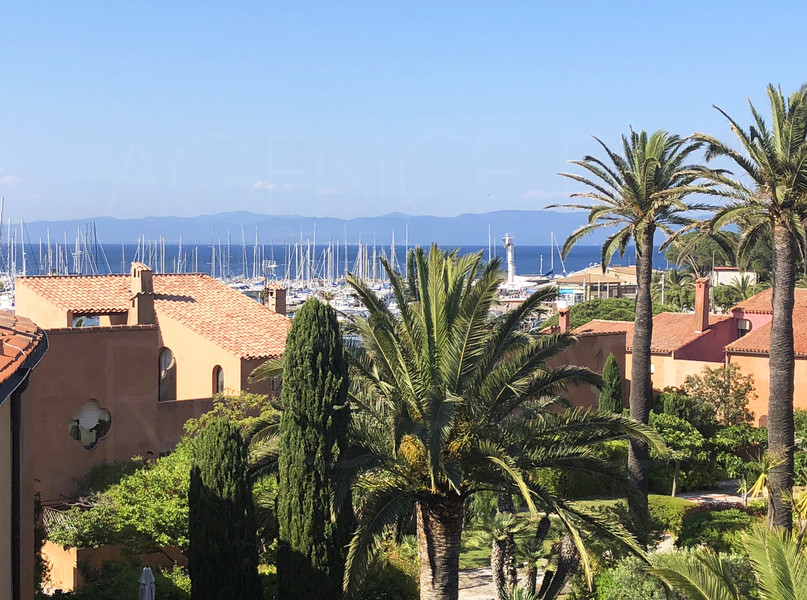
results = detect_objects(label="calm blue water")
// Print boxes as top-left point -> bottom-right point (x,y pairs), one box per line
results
10,242 -> 665,279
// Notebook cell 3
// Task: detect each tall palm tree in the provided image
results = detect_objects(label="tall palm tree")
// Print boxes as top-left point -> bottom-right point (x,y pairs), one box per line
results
650,524 -> 807,600
342,246 -> 664,600
549,130 -> 713,538
694,83 -> 807,530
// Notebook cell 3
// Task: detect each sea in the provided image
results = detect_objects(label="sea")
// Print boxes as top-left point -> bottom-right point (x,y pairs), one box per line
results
10,242 -> 667,279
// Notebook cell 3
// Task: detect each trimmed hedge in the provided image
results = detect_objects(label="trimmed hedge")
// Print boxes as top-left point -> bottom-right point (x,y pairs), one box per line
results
648,495 -> 696,537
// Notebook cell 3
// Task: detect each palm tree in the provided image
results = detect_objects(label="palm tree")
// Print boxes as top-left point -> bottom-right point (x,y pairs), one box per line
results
342,246 -> 664,600
694,83 -> 807,530
651,524 -> 807,600
549,130 -> 713,538
469,512 -> 529,600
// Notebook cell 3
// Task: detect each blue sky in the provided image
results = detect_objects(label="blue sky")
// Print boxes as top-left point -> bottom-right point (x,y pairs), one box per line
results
1,1 -> 805,222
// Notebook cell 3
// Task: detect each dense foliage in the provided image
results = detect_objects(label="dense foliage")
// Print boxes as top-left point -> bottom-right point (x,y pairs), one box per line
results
541,297 -> 675,330
48,441 -> 193,551
275,298 -> 351,600
188,419 -> 262,600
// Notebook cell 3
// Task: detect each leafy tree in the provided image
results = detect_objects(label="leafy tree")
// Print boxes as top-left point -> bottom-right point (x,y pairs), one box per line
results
271,298 -> 351,600
541,297 -> 675,331
655,389 -> 716,435
649,413 -> 706,498
683,364 -> 756,426
48,441 -> 193,551
550,129 -> 715,541
598,354 -> 623,413
695,83 -> 807,530
188,419 -> 261,600
343,246 -> 663,600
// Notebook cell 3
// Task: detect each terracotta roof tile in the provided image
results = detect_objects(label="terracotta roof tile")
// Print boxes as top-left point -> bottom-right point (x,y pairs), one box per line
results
17,274 -> 290,359
0,311 -> 45,385
573,319 -> 634,337
732,288 -> 807,314
573,313 -> 730,354
726,304 -> 807,357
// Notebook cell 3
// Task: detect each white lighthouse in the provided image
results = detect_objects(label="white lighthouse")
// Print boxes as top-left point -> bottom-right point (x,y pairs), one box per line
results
502,233 -> 515,284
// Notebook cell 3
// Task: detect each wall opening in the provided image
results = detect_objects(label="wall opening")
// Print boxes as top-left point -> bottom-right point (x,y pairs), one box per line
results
159,348 -> 177,401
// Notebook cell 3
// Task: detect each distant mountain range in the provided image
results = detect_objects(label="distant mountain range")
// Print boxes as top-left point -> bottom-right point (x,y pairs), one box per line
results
21,209 -> 604,246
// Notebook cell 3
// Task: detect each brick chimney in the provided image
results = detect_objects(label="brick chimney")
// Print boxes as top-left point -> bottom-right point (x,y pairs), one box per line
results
265,284 -> 287,317
558,308 -> 571,332
694,277 -> 710,333
128,262 -> 155,325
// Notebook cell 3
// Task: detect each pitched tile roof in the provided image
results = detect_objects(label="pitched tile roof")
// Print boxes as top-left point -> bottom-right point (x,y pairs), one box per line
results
732,288 -> 807,314
0,311 -> 46,386
726,304 -> 807,357
573,313 -> 730,354
16,274 -> 290,359
573,319 -> 634,338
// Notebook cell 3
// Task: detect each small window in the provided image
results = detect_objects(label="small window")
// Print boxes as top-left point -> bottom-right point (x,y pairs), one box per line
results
212,366 -> 224,395
159,347 -> 177,401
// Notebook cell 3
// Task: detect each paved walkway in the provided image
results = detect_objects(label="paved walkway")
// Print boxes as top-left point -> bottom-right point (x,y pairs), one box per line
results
677,480 -> 744,505
458,567 -> 496,600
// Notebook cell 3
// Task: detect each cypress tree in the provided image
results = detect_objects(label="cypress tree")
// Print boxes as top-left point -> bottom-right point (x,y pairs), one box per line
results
188,418 -> 261,600
277,298 -> 350,599
598,353 -> 624,413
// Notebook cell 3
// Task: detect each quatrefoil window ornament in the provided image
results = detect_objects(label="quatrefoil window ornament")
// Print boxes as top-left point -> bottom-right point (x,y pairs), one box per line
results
68,399 -> 111,450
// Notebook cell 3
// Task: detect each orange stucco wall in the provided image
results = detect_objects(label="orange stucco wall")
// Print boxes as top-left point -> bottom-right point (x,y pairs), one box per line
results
549,332 -> 628,410
28,326 -> 163,501
726,353 -> 807,426
15,284 -> 72,328
645,355 -> 723,391
28,323 -> 276,501
156,314 -> 245,400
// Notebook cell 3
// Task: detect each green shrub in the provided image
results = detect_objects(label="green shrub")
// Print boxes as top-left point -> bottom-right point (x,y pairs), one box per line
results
648,495 -> 696,537
592,555 -> 668,600
359,537 -> 419,600
676,508 -> 754,553
656,389 -> 716,434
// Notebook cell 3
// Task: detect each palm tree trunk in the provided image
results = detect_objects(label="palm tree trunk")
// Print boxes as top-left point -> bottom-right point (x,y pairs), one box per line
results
491,539 -> 508,600
497,492 -> 517,592
525,565 -> 538,596
416,494 -> 464,600
540,535 -> 579,600
628,226 -> 655,542
768,223 -> 796,531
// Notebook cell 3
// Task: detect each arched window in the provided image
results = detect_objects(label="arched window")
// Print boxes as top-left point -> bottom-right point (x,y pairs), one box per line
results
159,347 -> 177,401
212,365 -> 224,395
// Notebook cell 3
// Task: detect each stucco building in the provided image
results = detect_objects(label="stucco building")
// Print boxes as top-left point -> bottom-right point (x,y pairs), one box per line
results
566,279 -> 807,425
15,263 -> 290,503
0,312 -> 47,600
